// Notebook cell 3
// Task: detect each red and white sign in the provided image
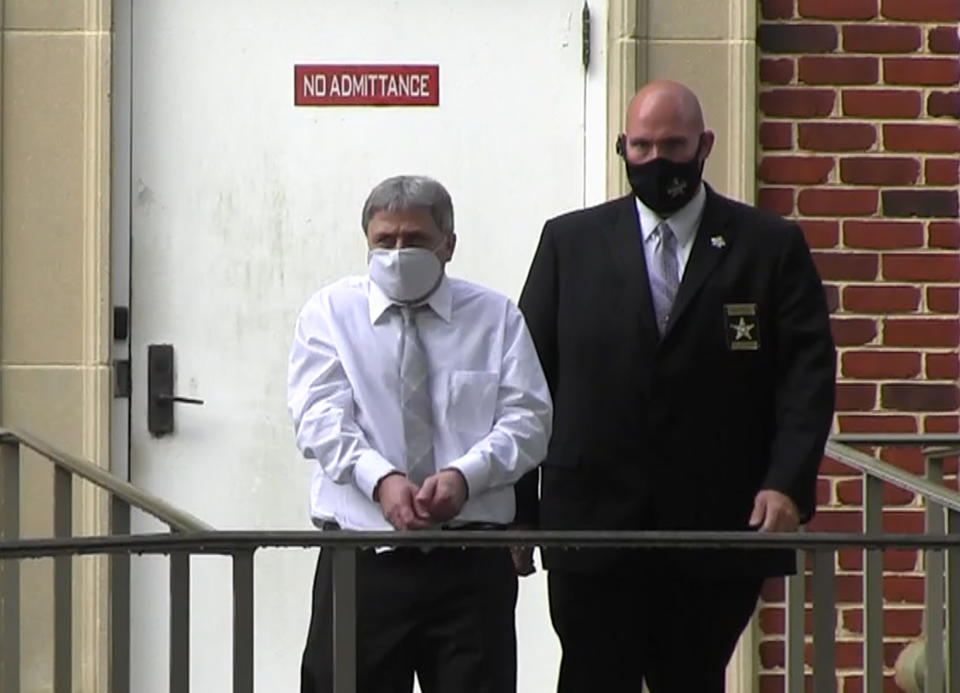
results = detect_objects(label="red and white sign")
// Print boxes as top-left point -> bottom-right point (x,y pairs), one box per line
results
294,64 -> 439,106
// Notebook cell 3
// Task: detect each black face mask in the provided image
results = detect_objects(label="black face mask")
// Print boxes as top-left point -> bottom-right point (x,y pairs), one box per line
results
618,134 -> 705,216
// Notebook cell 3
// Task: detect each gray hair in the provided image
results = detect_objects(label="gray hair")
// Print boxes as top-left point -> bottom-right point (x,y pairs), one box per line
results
361,175 -> 455,236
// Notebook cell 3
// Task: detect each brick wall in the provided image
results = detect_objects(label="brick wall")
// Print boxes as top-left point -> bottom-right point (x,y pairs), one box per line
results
757,0 -> 959,690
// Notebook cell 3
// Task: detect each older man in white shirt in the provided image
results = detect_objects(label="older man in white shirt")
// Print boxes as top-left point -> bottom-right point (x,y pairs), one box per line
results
288,175 -> 552,693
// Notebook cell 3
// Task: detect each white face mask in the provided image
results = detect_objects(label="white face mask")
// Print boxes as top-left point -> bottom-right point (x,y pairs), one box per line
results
368,247 -> 444,304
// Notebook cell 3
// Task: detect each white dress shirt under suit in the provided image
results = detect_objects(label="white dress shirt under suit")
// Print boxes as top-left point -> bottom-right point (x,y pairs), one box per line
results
287,274 -> 553,531
636,181 -> 707,280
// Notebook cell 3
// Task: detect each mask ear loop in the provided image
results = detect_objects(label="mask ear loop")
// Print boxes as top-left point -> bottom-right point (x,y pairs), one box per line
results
615,134 -> 626,157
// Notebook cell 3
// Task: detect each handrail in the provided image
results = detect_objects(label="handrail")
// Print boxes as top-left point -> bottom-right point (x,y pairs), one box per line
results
831,433 -> 960,446
1,529 -> 959,559
826,440 -> 960,513
0,427 -> 212,532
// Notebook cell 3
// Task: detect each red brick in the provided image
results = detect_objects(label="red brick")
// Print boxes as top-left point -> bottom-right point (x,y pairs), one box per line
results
880,447 -> 926,474
882,190 -> 959,218
824,284 -> 840,312
885,510 -> 926,532
881,0 -> 960,21
798,189 -> 878,216
885,576 -> 926,603
802,220 -> 840,248
758,606 -> 785,634
836,478 -> 916,505
842,607 -> 923,636
804,641 -> 864,669
929,221 -> 960,248
843,285 -> 920,313
761,58 -> 795,85
840,157 -> 919,186
760,640 -> 785,669
884,58 -> 960,86
843,24 -> 922,53
884,382 -> 959,411
759,674 -> 786,693
884,123 -> 960,152
927,286 -> 959,313
758,187 -> 795,216
928,90 -> 960,118
799,56 -> 879,85
761,122 -> 794,151
837,414 -> 917,433
838,548 -> 919,571
926,158 -> 960,185
760,89 -> 836,118
812,252 -> 878,280
841,350 -> 921,378
806,509 -> 862,532
925,415 -> 960,432
759,155 -> 834,184
801,0 -> 878,19
800,123 -> 877,151
761,576 -> 786,602
836,383 -> 878,411
820,454 -> 863,475
817,477 -> 833,505
831,317 -> 878,345
759,23 -> 839,53
883,254 -> 960,281
843,220 -> 923,249
842,89 -> 922,118
926,352 -> 960,377
929,26 -> 960,54
884,318 -> 959,346
762,0 -> 796,19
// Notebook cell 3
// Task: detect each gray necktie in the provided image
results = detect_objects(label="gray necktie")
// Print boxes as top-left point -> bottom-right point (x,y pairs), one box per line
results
399,305 -> 435,486
649,221 -> 680,335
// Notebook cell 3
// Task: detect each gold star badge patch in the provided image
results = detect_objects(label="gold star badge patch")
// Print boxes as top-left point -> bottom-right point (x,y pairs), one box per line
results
724,303 -> 760,351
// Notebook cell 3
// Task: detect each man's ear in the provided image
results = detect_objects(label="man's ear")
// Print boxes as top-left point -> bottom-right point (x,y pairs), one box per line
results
699,130 -> 716,162
440,233 -> 456,263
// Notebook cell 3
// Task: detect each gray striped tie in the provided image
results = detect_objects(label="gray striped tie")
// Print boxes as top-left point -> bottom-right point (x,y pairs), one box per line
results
650,221 -> 680,335
399,305 -> 435,486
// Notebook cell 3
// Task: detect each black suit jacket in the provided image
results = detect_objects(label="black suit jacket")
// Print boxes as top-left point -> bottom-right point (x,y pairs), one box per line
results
517,187 -> 836,576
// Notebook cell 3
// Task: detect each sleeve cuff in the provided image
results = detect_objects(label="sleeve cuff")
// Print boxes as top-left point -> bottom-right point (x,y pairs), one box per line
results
353,450 -> 398,501
446,451 -> 490,498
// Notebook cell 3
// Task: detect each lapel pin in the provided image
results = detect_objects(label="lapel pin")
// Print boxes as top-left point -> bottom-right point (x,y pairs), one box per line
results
710,235 -> 726,249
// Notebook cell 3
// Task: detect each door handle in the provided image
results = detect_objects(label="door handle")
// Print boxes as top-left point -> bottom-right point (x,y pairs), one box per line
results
148,344 -> 204,436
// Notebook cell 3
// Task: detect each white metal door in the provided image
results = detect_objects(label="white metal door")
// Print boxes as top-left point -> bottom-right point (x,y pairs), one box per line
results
121,1 -> 607,691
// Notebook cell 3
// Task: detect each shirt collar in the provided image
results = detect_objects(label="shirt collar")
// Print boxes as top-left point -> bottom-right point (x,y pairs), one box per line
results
367,273 -> 453,325
636,181 -> 707,246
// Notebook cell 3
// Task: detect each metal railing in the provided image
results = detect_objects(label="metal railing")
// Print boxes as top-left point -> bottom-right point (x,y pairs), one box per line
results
0,428 -> 211,693
1,429 -> 959,693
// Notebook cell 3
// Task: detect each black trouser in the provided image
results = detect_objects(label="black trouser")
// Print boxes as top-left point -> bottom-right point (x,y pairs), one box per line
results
548,564 -> 763,693
301,544 -> 518,693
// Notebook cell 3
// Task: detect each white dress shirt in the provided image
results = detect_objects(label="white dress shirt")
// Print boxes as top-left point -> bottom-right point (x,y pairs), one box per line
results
636,182 -> 707,280
287,274 -> 553,531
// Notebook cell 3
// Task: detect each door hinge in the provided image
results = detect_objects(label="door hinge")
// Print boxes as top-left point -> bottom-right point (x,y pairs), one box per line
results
581,2 -> 591,72
114,360 -> 131,399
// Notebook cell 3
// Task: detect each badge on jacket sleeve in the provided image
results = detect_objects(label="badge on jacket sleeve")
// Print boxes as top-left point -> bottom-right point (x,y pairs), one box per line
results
724,303 -> 760,351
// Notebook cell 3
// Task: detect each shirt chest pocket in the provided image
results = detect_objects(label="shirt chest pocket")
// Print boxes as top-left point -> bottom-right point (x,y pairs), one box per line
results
444,370 -> 499,437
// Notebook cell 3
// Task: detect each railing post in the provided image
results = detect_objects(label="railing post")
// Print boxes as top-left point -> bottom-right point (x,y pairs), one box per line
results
331,546 -> 356,693
233,550 -> 255,693
925,452 -> 946,693
863,475 -> 884,693
1,441 -> 21,693
812,549 -> 837,693
54,467 -> 73,693
170,549 -> 190,693
786,549 -> 806,693
947,508 -> 959,693
110,496 -> 131,693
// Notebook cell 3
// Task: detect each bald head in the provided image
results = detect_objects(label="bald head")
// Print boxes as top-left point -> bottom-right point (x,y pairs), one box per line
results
621,80 -> 714,166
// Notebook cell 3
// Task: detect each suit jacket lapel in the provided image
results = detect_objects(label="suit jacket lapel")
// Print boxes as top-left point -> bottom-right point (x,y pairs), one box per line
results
664,187 -> 736,336
604,196 -> 659,338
